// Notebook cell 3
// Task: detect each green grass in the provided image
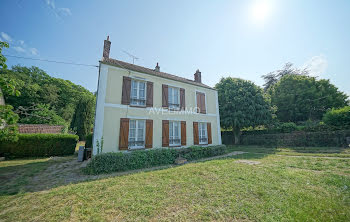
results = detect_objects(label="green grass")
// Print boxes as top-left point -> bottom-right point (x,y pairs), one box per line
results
0,146 -> 349,221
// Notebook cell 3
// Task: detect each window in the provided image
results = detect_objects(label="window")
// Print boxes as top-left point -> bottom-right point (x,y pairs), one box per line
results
196,92 -> 206,114
198,122 -> 208,144
128,119 -> 146,149
169,121 -> 181,146
168,87 -> 180,110
130,79 -> 146,106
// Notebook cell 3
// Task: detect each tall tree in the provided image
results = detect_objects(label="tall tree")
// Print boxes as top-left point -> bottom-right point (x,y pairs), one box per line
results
271,75 -> 348,122
262,62 -> 309,91
215,77 -> 272,144
70,95 -> 95,140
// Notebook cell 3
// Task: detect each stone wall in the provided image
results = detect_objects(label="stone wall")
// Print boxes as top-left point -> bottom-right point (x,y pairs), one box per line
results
18,124 -> 64,134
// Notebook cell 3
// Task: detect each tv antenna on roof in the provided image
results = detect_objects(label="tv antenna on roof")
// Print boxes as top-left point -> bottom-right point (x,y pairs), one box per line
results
122,50 -> 139,64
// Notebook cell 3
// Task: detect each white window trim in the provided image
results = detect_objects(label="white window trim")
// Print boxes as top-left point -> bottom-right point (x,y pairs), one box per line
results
168,86 -> 180,110
198,122 -> 208,145
128,119 -> 146,149
195,90 -> 207,115
130,79 -> 147,107
169,121 -> 181,146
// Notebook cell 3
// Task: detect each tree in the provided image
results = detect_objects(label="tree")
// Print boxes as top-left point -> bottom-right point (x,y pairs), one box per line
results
0,41 -> 20,141
215,77 -> 272,144
18,104 -> 66,125
0,65 -> 95,126
322,106 -> 350,128
70,95 -> 95,140
270,75 -> 348,122
262,62 -> 309,91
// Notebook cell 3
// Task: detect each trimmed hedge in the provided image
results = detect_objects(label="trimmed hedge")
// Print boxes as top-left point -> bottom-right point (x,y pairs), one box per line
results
0,134 -> 79,157
238,130 -> 350,147
85,133 -> 93,148
83,145 -> 227,175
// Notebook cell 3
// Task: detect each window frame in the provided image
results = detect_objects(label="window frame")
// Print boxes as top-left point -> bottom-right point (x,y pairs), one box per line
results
128,119 -> 146,149
198,122 -> 208,145
130,79 -> 147,107
168,86 -> 180,110
169,120 -> 181,146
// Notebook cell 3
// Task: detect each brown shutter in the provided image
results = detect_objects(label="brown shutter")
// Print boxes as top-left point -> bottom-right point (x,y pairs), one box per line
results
162,120 -> 169,147
119,118 -> 129,150
196,92 -> 201,113
193,122 -> 199,145
162,84 -> 168,108
121,76 -> 131,105
146,81 -> 153,107
181,121 -> 186,146
145,119 -> 153,148
207,122 -> 212,144
180,88 -> 185,110
200,93 -> 206,114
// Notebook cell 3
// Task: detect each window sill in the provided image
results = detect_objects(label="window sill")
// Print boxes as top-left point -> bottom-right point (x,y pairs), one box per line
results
169,144 -> 181,147
128,147 -> 145,150
129,105 -> 147,108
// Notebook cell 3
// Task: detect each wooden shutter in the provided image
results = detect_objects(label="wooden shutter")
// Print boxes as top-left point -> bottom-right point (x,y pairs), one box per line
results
193,122 -> 199,145
207,122 -> 212,144
146,81 -> 153,107
180,88 -> 185,110
181,121 -> 186,146
196,92 -> 201,113
162,84 -> 168,108
162,120 -> 169,147
121,76 -> 131,105
145,119 -> 153,148
119,118 -> 129,150
200,93 -> 206,114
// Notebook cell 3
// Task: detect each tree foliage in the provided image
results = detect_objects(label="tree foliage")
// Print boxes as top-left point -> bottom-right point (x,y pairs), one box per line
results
323,106 -> 350,128
271,75 -> 348,122
0,65 -> 95,127
215,77 -> 272,144
70,95 -> 95,140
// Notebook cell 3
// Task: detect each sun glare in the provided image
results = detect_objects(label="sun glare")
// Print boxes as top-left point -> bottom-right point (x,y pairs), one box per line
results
250,0 -> 274,25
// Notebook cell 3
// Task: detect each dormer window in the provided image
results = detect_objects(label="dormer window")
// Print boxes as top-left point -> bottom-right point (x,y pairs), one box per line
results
130,79 -> 146,106
168,86 -> 180,110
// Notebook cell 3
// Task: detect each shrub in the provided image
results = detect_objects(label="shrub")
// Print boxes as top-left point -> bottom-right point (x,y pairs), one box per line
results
83,145 -> 227,175
0,134 -> 78,157
323,106 -> 350,127
279,122 -> 298,133
85,133 -> 93,148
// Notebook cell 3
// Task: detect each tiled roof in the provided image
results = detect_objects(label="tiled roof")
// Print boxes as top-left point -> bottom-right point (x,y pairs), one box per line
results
100,57 -> 215,90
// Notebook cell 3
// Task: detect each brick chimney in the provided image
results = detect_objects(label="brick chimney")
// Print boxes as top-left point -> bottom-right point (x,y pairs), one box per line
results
154,62 -> 160,72
103,36 -> 111,58
194,69 -> 201,83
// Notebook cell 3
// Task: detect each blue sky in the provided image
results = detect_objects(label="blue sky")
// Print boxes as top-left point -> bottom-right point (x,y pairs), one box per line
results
1,0 -> 349,95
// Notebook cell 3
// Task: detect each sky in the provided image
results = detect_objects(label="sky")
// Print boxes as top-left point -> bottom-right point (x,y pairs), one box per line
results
1,0 -> 349,95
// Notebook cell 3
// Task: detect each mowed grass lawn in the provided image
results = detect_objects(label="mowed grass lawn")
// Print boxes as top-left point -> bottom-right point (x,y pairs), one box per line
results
0,146 -> 350,221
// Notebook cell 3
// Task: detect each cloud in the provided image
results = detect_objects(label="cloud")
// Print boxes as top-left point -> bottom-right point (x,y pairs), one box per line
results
1,32 -> 12,42
13,46 -> 26,53
57,8 -> 72,17
0,32 -> 39,56
29,48 -> 39,55
301,55 -> 328,77
44,0 -> 72,18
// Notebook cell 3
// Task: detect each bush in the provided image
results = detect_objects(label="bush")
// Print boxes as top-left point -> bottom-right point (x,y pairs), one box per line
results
239,130 -> 350,147
0,134 -> 78,157
83,145 -> 227,175
279,122 -> 297,133
323,106 -> 350,127
85,133 -> 93,148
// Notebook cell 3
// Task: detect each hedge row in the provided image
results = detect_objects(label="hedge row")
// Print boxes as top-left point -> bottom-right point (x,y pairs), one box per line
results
0,134 -> 79,157
237,130 -> 350,147
83,145 -> 227,175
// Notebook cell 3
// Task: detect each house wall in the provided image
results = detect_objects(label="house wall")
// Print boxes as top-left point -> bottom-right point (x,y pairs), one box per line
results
93,63 -> 221,154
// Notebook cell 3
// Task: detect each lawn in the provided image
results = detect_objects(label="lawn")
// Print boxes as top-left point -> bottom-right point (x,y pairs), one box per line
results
0,146 -> 349,221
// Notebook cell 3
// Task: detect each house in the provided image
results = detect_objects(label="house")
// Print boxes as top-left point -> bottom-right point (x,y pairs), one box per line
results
92,36 -> 222,154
